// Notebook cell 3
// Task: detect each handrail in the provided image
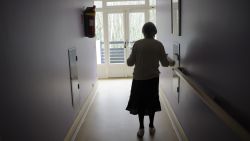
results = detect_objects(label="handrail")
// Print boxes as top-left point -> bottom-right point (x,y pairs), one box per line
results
173,68 -> 250,141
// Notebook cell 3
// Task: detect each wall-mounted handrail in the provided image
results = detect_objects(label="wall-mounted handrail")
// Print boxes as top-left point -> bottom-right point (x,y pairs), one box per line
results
173,68 -> 250,141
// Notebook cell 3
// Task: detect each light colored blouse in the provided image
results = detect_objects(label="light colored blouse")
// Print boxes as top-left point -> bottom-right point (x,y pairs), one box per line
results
127,38 -> 169,80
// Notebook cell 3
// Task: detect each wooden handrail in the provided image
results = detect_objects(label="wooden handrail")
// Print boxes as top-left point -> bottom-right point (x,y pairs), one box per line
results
173,68 -> 250,141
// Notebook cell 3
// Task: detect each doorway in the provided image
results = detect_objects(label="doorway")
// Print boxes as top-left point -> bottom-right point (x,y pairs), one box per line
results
95,0 -> 156,78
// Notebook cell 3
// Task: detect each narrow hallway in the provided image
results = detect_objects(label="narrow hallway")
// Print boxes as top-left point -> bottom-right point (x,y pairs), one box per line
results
75,79 -> 178,141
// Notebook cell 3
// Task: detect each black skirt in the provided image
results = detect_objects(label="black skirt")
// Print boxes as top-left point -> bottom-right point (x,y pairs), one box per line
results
126,77 -> 161,115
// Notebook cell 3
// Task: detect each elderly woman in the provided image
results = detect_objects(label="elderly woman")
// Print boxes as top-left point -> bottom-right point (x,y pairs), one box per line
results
126,22 -> 174,137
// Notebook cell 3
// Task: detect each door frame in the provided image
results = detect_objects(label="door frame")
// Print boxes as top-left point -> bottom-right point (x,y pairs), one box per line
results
105,11 -> 127,78
96,1 -> 154,78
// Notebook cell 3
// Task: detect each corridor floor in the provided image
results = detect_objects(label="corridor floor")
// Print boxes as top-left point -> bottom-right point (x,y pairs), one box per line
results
75,79 -> 178,141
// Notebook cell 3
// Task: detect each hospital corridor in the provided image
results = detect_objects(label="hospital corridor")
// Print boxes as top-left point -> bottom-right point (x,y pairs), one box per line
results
1,0 -> 250,141
75,79 -> 178,141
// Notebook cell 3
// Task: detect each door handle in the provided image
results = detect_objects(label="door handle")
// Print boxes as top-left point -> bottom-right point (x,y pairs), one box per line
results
124,41 -> 127,48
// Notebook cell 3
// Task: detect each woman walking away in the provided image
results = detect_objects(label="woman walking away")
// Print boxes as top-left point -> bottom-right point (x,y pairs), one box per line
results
126,22 -> 174,138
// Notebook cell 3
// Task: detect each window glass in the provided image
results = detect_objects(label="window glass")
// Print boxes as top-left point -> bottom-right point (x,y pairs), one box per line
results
149,0 -> 156,6
106,0 -> 145,6
129,12 -> 145,47
94,1 -> 102,8
95,12 -> 105,64
149,8 -> 156,25
149,8 -> 157,38
108,13 -> 125,64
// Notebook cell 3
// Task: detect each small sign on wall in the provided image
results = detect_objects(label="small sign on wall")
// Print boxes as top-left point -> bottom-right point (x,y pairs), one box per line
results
68,48 -> 80,111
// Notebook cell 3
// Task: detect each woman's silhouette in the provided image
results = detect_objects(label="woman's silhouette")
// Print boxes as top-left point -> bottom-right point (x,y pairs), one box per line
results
126,22 -> 174,137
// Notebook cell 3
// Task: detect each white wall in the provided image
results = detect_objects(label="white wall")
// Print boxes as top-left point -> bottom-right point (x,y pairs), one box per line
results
156,0 -> 250,140
0,0 -> 96,140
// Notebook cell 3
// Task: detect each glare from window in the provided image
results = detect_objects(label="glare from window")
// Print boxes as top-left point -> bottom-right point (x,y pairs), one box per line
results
149,0 -> 156,6
94,1 -> 102,8
108,13 -> 125,64
129,12 -> 145,47
149,9 -> 156,25
173,0 -> 179,3
107,1 -> 145,6
95,12 -> 105,64
94,0 -> 157,64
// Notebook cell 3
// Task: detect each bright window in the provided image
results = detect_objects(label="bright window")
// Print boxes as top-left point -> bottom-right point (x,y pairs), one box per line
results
149,0 -> 156,6
149,9 -> 156,24
95,0 -> 157,65
95,12 -> 105,64
94,1 -> 103,8
106,0 -> 145,6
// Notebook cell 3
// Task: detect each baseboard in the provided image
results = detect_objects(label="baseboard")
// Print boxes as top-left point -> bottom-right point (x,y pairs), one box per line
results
159,88 -> 189,141
64,82 -> 99,141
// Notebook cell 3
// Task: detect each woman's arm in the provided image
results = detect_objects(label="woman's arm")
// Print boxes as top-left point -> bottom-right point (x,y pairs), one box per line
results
159,45 -> 169,67
127,45 -> 136,66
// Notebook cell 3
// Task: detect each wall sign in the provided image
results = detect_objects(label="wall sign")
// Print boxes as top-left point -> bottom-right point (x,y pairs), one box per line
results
68,48 -> 80,111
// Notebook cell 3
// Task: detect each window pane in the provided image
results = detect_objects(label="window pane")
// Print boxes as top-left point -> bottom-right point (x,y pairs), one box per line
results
108,13 -> 125,64
129,12 -> 144,46
149,0 -> 156,6
95,12 -> 105,64
109,46 -> 125,64
94,1 -> 102,8
107,0 -> 145,6
96,12 -> 104,41
108,13 -> 124,42
128,12 -> 145,57
149,8 -> 156,25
